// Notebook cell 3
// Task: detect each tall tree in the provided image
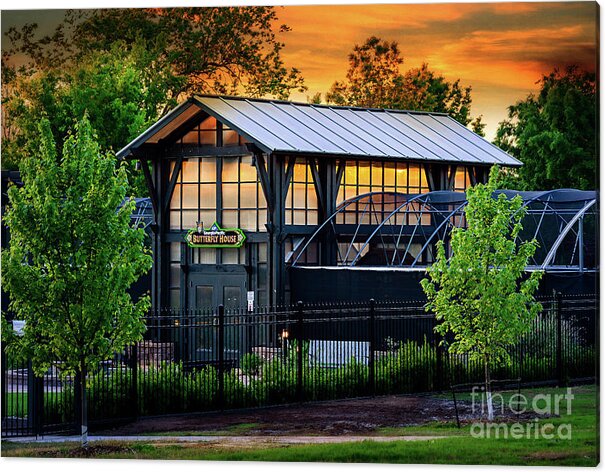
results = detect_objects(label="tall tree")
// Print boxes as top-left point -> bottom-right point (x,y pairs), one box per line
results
325,36 -> 484,132
1,116 -> 152,447
494,66 -> 597,190
421,166 -> 542,420
2,7 -> 306,177
2,41 -> 175,195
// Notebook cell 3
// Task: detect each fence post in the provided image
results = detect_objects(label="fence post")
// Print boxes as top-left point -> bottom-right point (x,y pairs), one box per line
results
1,342 -> 6,422
130,344 -> 138,419
435,327 -> 444,391
74,371 -> 82,435
369,299 -> 376,397
555,290 -> 564,386
26,360 -> 44,437
218,304 -> 225,410
33,370 -> 44,437
27,360 -> 36,436
296,301 -> 304,403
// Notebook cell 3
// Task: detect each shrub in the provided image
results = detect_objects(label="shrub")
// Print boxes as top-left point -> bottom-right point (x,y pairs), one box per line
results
240,353 -> 264,376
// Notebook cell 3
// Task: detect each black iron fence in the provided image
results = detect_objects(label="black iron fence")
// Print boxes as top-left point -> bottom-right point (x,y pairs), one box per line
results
2,292 -> 597,437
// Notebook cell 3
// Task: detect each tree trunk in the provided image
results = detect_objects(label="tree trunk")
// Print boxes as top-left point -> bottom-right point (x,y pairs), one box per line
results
484,355 -> 494,421
79,361 -> 88,448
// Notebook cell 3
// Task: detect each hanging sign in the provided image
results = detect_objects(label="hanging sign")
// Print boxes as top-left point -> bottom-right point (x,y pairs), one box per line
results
186,221 -> 246,248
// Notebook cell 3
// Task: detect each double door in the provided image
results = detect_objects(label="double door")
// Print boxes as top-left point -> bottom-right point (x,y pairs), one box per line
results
188,268 -> 247,310
185,267 -> 248,363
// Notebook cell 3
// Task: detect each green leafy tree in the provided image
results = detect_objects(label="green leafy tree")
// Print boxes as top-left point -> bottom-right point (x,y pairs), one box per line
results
1,116 -> 152,446
2,41 -> 174,193
421,166 -> 542,420
2,7 -> 306,179
325,36 -> 483,132
494,66 -> 597,190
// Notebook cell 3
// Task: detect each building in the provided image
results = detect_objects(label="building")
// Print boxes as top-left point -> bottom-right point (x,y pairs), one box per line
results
118,95 -> 527,310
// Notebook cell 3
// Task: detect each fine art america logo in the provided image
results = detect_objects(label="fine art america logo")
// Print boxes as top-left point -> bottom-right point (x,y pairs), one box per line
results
470,386 -> 574,440
186,221 -> 246,248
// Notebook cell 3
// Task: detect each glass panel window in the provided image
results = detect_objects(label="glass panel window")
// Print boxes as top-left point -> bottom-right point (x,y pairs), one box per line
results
371,162 -> 383,186
182,129 -> 199,144
222,210 -> 238,227
258,243 -> 268,262
170,243 -> 181,263
219,156 -> 266,232
384,163 -> 396,187
396,163 -> 409,189
222,248 -> 238,264
240,183 -> 257,206
223,129 -> 239,146
170,264 -> 180,289
170,184 -> 181,209
200,158 -> 216,182
169,153 -> 266,232
170,210 -> 181,230
454,167 -> 471,191
293,162 -> 307,182
258,209 -> 267,230
336,160 -> 432,205
182,210 -> 198,228
200,130 -> 216,146
222,157 -> 239,182
358,186 -> 371,197
294,210 -> 306,225
193,248 -> 216,264
240,210 -> 256,230
182,159 -> 199,182
222,183 -> 239,208
285,158 -> 319,226
199,184 -> 216,207
293,183 -> 306,207
307,210 -> 318,225
421,167 -> 429,190
239,156 -> 257,181
409,164 -> 421,188
200,116 -> 217,130
345,162 -> 357,184
358,162 -> 371,185
181,184 -> 198,208
199,210 -> 216,227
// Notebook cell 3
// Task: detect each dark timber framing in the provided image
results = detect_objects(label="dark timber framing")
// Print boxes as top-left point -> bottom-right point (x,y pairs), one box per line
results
119,95 -> 519,309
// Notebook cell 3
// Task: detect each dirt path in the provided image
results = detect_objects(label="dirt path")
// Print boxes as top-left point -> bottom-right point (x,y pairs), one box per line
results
5,434 -> 447,445
98,394 -> 475,436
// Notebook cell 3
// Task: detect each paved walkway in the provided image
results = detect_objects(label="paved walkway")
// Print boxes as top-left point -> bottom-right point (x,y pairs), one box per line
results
4,434 -> 446,445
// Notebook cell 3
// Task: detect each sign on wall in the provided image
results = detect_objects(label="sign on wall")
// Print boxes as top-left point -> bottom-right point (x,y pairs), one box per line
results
186,221 -> 246,248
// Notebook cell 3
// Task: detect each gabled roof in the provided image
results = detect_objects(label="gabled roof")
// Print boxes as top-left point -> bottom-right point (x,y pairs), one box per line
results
118,95 -> 522,167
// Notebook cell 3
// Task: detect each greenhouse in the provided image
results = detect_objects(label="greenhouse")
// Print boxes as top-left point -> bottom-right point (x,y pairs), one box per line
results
116,94 -> 597,308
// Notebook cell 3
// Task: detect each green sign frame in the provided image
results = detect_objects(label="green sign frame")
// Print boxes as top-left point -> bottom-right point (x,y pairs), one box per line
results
185,221 -> 246,248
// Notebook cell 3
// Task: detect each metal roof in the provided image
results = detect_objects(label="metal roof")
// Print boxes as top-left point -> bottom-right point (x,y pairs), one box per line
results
118,95 -> 522,167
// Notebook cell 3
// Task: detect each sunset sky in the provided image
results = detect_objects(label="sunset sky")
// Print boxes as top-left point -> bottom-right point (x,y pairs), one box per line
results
2,1 -> 599,140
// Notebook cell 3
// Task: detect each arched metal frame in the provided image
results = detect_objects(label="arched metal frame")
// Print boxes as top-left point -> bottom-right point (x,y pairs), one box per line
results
292,189 -> 598,272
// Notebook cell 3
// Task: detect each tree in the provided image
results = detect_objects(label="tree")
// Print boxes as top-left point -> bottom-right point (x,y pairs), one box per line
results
1,116 -> 152,447
493,66 -> 597,190
3,7 -> 305,104
2,7 -> 306,178
325,36 -> 484,132
2,41 -> 175,194
420,166 -> 542,420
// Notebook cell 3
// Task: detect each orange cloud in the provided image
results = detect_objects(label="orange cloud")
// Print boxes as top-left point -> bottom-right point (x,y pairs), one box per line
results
277,2 -> 597,139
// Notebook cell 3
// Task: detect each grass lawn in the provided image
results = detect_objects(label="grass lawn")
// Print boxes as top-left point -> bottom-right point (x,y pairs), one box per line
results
2,385 -> 598,466
5,392 -> 65,417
